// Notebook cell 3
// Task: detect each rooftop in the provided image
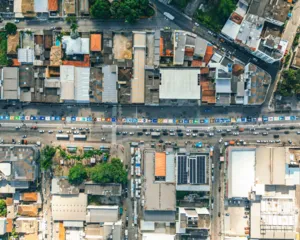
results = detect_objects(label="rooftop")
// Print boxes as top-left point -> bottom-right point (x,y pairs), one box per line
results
144,150 -> 176,211
64,0 -> 75,14
15,218 -> 38,234
178,207 -> 210,231
2,67 -> 19,100
228,148 -> 256,198
50,46 -> 62,66
86,205 -> 119,223
102,65 -> 118,103
21,192 -> 38,202
52,193 -> 87,221
90,34 -> 102,52
173,30 -> 186,65
159,68 -> 201,100
48,0 -> 58,11
85,183 -> 122,196
17,205 -> 39,217
62,36 -> 90,55
7,33 -> 19,55
51,178 -> 80,195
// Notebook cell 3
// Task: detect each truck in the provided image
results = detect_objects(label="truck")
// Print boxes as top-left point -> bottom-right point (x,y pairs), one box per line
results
164,12 -> 175,20
151,132 -> 160,138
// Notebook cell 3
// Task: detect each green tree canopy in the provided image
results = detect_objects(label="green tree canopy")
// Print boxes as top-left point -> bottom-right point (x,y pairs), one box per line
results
5,22 -> 17,35
0,199 -> 7,217
277,69 -> 300,97
40,146 -> 56,170
90,158 -> 127,184
90,0 -> 111,19
68,164 -> 87,185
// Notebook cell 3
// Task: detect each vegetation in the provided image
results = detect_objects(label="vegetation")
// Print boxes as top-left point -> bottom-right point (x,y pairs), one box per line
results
5,23 -> 17,35
293,33 -> 300,48
284,52 -> 291,68
70,23 -> 78,32
0,32 -> 8,66
68,164 -> 87,185
277,69 -> 300,97
197,0 -> 236,32
40,146 -> 56,170
0,199 -> 7,217
90,0 -> 154,23
89,158 -> 127,184
171,0 -> 190,9
66,16 -> 77,24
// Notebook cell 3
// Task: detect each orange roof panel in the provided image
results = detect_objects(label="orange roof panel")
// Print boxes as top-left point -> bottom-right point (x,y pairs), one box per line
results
155,152 -> 166,177
90,34 -> 102,51
48,0 -> 58,11
18,205 -> 38,217
204,45 -> 214,64
62,55 -> 90,67
59,222 -> 65,240
22,192 -> 38,202
6,219 -> 13,233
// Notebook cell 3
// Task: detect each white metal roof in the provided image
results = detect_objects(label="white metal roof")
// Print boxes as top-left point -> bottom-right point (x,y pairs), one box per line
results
60,65 -> 75,82
102,65 -> 118,103
228,149 -> 255,198
34,0 -> 48,12
221,19 -> 241,41
63,36 -> 90,55
142,233 -> 175,240
166,154 -> 175,183
159,68 -> 200,100
86,205 -> 119,223
75,67 -> 90,102
18,49 -> 34,63
0,163 -> 11,177
52,193 -> 87,221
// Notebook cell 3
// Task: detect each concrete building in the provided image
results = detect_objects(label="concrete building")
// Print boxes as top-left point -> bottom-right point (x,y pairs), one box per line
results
132,31 -> 146,104
1,67 -> 19,100
143,150 -> 176,222
102,65 -> 118,103
86,205 -> 119,223
52,193 -> 87,221
159,68 -> 201,105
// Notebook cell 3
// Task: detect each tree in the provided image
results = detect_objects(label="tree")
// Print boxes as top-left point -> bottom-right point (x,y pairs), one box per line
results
0,199 -> 7,217
90,158 -> 127,184
68,164 -> 87,185
277,69 -> 300,97
40,146 -> 56,170
70,23 -> 78,32
90,0 -> 111,19
218,0 -> 236,21
5,22 -> 17,35
66,16 -> 77,24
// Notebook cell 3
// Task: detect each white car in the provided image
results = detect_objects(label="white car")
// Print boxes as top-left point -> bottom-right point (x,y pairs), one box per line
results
71,127 -> 76,130
101,138 -> 106,141
194,22 -> 199,27
73,131 -> 79,134
145,132 -> 150,135
48,130 -> 53,133
192,133 -> 197,137
219,138 -> 223,143
170,132 -> 175,136
39,130 -> 44,133
58,130 -> 63,133
129,132 -> 134,135
257,140 -> 261,143
186,133 -> 191,136
233,132 -> 239,136
253,132 -> 259,135
209,132 -> 214,136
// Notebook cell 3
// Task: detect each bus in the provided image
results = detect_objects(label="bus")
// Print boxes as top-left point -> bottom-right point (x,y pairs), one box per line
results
56,134 -> 69,140
151,132 -> 160,138
74,135 -> 87,140
164,12 -> 175,20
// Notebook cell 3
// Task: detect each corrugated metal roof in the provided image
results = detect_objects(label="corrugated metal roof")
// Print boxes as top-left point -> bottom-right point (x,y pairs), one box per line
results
102,65 -> 118,103
75,67 -> 90,102
155,152 -> 166,177
63,221 -> 84,228
143,210 -> 175,222
166,154 -> 175,183
86,205 -> 119,223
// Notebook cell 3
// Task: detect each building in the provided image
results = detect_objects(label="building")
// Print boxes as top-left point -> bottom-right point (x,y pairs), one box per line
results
7,32 -> 20,55
79,0 -> 89,15
64,0 -> 75,15
1,67 -> 19,100
15,218 -> 38,234
84,183 -> 122,196
48,0 -> 58,12
176,207 -> 210,237
86,205 -> 119,223
52,193 -> 87,221
159,68 -> 201,105
176,153 -> 210,192
132,31 -> 146,103
62,36 -> 90,55
143,150 -> 176,222
17,205 -> 39,217
90,34 -> 102,52
102,65 -> 118,103
34,0 -> 48,12
0,218 -> 6,236
51,177 -> 80,195
292,44 -> 300,69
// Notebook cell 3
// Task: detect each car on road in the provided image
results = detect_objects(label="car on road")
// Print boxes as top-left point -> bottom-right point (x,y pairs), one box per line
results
219,138 -> 223,143
262,132 -> 268,136
297,131 -> 300,135
22,135 -> 27,138
269,140 -> 274,143
101,138 -> 105,141
186,133 -> 191,136
194,22 -> 199,27
284,131 -> 290,134
48,130 -> 53,133
58,130 -> 63,133
71,127 -> 76,130
163,132 -> 168,136
122,132 -> 128,135
16,126 -> 21,130
14,19 -> 20,23
129,132 -> 134,135
233,132 -> 239,136
142,129 -> 147,132
73,131 -> 79,134
145,132 -> 150,136
178,133 -> 184,137
170,132 -> 175,136
288,139 -> 292,144
199,133 -> 205,136
159,139 -> 164,143
273,134 -> 279,138
253,132 -> 259,135
39,130 -> 44,133
226,129 -> 231,132
192,133 -> 197,137
275,139 -> 281,143
176,129 -> 182,133
137,132 -> 143,136
208,132 -> 214,137
257,140 -> 261,143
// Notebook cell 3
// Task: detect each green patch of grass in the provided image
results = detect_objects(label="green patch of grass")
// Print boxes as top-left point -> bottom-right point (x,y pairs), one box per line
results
0,32 -> 8,66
